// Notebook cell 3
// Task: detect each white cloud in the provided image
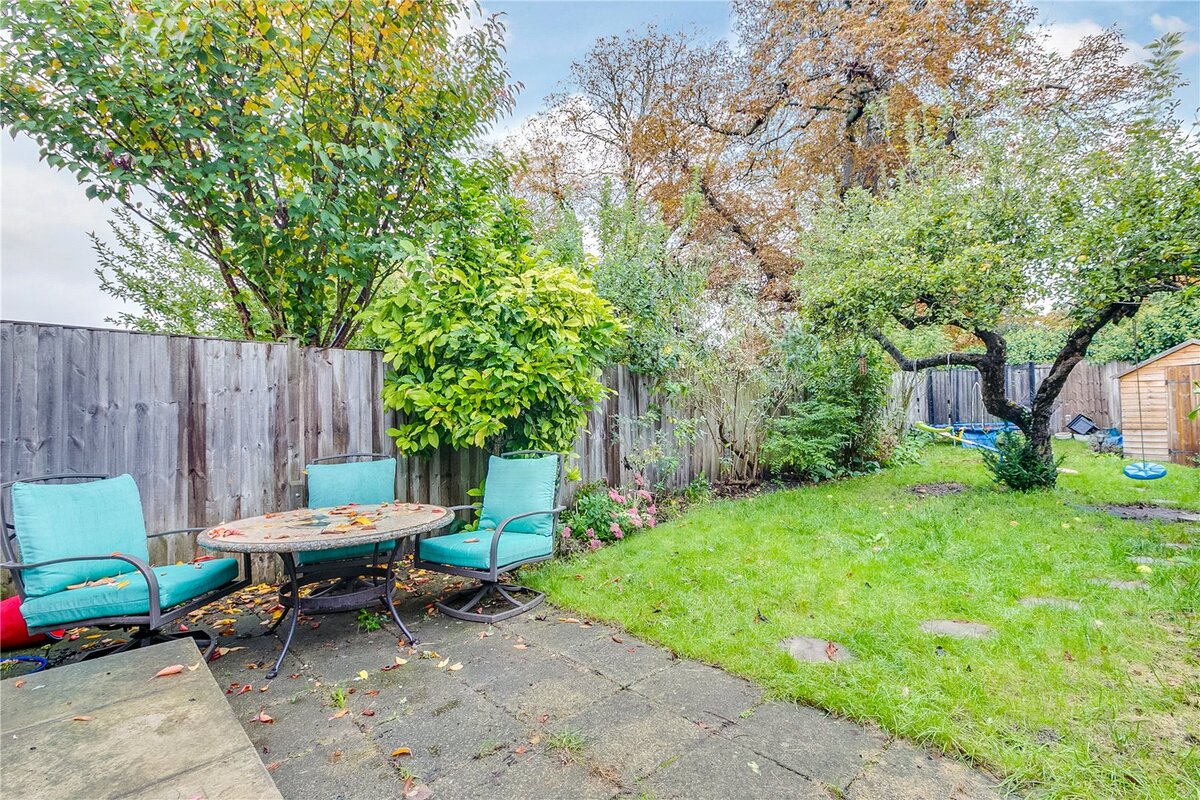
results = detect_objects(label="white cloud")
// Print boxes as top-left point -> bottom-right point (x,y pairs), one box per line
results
1041,19 -> 1149,64
1150,14 -> 1192,35
0,134 -> 131,327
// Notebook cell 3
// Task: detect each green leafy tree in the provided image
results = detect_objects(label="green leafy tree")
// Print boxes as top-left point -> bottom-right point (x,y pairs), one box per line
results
369,168 -> 622,454
93,209 -> 265,338
2,0 -> 513,345
799,74 -> 1199,481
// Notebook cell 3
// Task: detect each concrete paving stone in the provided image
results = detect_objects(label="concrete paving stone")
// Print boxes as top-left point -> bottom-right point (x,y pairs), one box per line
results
116,746 -> 280,800
265,740 -> 402,800
628,661 -> 762,729
919,620 -> 993,639
1088,578 -> 1149,590
365,679 -> 524,784
558,630 -> 678,687
642,733 -> 827,800
722,700 -> 887,790
781,635 -> 855,663
499,613 -> 610,651
431,751 -> 618,800
1018,597 -> 1082,611
479,652 -> 623,724
846,741 -> 1003,800
557,690 -> 710,788
438,630 -> 552,689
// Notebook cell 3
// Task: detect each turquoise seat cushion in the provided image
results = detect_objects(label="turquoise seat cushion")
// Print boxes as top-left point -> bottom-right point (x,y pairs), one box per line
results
418,531 -> 552,570
299,458 -> 397,566
11,475 -> 150,598
21,558 -> 239,629
477,455 -> 559,536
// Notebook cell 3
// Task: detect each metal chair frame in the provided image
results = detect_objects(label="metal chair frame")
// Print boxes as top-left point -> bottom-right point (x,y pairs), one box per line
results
0,473 -> 250,662
414,450 -> 566,624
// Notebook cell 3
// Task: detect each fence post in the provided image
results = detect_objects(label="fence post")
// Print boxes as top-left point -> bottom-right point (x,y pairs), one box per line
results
1027,361 -> 1036,410
284,336 -> 305,510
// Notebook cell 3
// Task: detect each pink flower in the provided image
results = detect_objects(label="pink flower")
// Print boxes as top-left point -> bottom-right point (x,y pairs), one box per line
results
610,522 -> 623,536
647,505 -> 656,516
637,489 -> 652,502
585,527 -> 595,538
613,528 -> 624,539
633,472 -> 645,489
627,507 -> 643,528
588,539 -> 602,551
561,526 -> 572,539
646,516 -> 656,528
608,488 -> 624,504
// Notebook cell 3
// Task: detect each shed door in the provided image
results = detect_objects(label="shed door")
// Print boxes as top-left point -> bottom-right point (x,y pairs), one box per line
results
1165,364 -> 1200,466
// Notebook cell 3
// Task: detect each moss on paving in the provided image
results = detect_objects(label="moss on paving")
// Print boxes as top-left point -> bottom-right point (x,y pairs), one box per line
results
527,442 -> 1200,799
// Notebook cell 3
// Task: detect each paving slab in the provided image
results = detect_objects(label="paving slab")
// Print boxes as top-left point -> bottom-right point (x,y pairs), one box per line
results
0,639 -> 280,800
722,700 -> 888,790
558,628 -> 678,687
642,732 -> 828,799
477,651 -> 623,724
558,690 -> 710,787
429,751 -> 618,800
781,635 -> 856,663
846,740 -> 1003,800
628,660 -> 762,728
1018,597 -> 1082,611
919,620 -> 994,639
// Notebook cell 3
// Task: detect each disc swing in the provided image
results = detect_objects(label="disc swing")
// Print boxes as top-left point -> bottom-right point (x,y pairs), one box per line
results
1122,313 -> 1167,481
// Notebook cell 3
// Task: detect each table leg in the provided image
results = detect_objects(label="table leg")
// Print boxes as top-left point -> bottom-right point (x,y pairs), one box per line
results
266,553 -> 301,680
382,540 -> 418,646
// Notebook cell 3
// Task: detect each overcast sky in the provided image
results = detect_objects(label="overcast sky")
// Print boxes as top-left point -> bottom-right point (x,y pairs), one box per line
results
2,0 -> 1197,329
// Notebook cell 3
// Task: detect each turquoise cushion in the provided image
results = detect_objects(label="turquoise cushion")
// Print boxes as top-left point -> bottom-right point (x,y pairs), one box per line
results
478,455 -> 559,536
12,475 -> 150,598
21,558 -> 239,629
418,531 -> 552,570
299,458 -> 397,565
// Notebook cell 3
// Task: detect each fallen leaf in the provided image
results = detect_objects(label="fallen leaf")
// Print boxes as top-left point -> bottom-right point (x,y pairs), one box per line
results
13,680 -> 24,689
260,684 -> 271,692
265,762 -> 281,773
237,684 -> 252,696
188,660 -> 202,672
513,644 -> 528,650
357,670 -> 369,681
152,664 -> 184,679
448,663 -> 463,672
825,641 -> 838,661
72,715 -> 95,722
404,786 -> 433,800
395,657 -> 408,666
537,714 -> 550,724
329,708 -> 349,719
514,745 -> 527,755
365,689 -> 379,696
361,709 -> 375,717
252,710 -> 274,724
611,636 -> 623,644
462,536 -> 480,543
557,617 -> 580,624
391,747 -> 413,757
437,658 -> 450,669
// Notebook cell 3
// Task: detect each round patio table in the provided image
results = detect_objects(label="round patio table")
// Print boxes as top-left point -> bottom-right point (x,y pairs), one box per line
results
197,501 -> 452,678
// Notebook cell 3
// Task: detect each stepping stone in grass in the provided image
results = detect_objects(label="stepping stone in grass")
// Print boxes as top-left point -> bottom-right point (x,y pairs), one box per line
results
1088,578 -> 1149,590
1019,597 -> 1082,611
780,636 -> 854,663
1163,542 -> 1195,551
918,620 -> 993,639
1128,555 -> 1186,566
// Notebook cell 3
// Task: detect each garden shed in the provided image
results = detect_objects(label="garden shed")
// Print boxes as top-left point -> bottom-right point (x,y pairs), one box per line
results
1117,339 -> 1200,465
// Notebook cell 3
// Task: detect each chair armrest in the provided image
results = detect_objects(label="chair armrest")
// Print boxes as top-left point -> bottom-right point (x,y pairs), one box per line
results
445,504 -> 480,514
147,527 -> 207,539
1,553 -> 162,608
490,507 -> 566,564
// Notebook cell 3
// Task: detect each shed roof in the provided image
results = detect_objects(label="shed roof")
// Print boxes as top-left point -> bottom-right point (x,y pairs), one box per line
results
1116,339 -> 1200,379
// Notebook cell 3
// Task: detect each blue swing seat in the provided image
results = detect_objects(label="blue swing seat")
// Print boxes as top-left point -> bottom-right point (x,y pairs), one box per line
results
1123,461 -> 1167,481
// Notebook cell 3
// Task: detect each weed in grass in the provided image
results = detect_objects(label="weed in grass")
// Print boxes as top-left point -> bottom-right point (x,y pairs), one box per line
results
329,688 -> 347,709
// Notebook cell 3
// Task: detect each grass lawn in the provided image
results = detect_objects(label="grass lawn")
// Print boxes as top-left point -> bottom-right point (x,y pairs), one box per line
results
527,441 -> 1199,799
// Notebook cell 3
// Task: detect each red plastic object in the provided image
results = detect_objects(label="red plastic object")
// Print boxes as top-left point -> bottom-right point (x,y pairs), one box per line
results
0,595 -> 63,650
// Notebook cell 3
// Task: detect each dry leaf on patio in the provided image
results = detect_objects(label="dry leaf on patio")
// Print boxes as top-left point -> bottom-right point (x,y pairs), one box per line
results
151,664 -> 184,679
252,710 -> 274,724
71,715 -> 95,722
13,680 -> 24,689
403,786 -> 432,800
448,663 -> 463,672
391,747 -> 413,757
361,709 -> 375,717
437,658 -> 450,669
558,617 -> 580,624
329,709 -> 350,720
513,644 -> 528,650
357,670 -> 369,680
611,636 -> 623,644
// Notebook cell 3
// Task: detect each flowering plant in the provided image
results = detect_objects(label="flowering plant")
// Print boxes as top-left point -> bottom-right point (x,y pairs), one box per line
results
559,474 -> 657,552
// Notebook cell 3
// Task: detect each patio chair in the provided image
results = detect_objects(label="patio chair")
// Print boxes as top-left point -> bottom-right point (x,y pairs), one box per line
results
415,450 -> 564,623
0,473 -> 249,661
290,453 -> 400,613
